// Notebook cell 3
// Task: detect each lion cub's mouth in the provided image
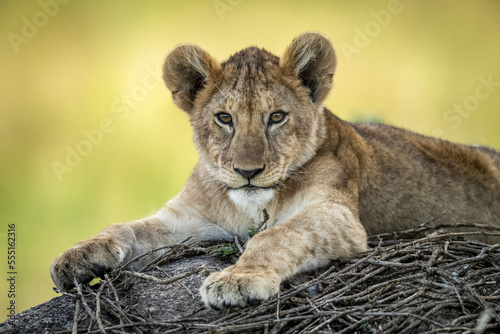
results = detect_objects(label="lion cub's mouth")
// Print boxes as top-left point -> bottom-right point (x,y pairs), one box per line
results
230,184 -> 278,191
227,185 -> 276,209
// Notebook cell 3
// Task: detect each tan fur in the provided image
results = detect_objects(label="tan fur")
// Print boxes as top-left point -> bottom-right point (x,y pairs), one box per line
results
50,32 -> 500,309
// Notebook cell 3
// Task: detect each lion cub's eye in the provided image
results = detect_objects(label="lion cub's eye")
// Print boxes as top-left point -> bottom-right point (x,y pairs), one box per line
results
269,111 -> 287,125
216,113 -> 233,126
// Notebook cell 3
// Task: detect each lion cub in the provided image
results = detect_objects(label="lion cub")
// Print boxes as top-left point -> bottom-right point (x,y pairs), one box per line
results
51,32 -> 500,309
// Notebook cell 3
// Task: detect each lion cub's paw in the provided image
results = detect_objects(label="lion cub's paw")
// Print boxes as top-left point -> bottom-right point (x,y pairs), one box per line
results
50,239 -> 125,291
200,268 -> 280,309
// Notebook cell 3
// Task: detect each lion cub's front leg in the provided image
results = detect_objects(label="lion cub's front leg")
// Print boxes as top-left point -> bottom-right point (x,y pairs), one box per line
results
50,204 -> 231,291
200,203 -> 368,309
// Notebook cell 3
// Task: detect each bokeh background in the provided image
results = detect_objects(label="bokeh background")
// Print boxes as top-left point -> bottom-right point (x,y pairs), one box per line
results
1,0 -> 500,320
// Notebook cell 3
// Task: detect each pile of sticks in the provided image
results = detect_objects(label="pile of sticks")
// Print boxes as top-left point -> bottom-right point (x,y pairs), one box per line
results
56,224 -> 500,334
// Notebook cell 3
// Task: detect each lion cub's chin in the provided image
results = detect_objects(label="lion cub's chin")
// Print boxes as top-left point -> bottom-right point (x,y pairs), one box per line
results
228,187 -> 275,212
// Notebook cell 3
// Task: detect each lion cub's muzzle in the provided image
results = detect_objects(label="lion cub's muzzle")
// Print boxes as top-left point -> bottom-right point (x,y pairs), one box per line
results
222,159 -> 281,192
226,163 -> 279,206
231,163 -> 275,189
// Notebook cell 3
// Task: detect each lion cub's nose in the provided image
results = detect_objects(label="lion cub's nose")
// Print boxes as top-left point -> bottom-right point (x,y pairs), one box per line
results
234,167 -> 265,180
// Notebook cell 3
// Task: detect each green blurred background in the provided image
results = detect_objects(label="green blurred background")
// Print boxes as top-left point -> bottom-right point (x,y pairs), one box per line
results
1,0 -> 500,320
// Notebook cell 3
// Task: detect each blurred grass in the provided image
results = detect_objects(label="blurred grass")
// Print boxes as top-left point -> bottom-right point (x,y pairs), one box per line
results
1,0 -> 499,320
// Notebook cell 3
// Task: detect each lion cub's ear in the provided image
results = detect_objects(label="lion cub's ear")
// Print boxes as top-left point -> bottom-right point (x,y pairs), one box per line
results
163,44 -> 221,113
280,32 -> 337,104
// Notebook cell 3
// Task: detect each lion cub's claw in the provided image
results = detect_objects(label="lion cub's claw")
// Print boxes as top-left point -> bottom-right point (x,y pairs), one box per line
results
50,239 -> 124,291
200,269 -> 279,310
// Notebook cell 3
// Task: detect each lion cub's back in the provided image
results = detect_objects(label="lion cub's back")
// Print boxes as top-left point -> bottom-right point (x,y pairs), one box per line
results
351,122 -> 500,240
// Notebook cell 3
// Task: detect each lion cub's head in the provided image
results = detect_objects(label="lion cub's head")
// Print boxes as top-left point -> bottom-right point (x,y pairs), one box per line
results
163,32 -> 336,208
